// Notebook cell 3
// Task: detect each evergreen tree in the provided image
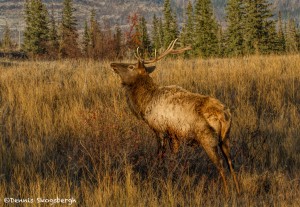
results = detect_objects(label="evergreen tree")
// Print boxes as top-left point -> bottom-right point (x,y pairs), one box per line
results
163,0 -> 178,47
243,0 -> 276,54
158,18 -> 165,50
276,11 -> 286,53
89,9 -> 103,59
138,16 -> 151,56
217,23 -> 225,57
266,21 -> 278,53
152,14 -> 161,51
113,25 -> 122,58
59,0 -> 81,58
23,0 -> 50,56
48,3 -> 59,58
194,0 -> 219,57
23,0 -> 33,51
181,1 -> 194,48
297,26 -> 300,52
243,0 -> 259,54
82,20 -> 90,56
2,21 -> 13,51
225,0 -> 244,56
285,18 -> 299,53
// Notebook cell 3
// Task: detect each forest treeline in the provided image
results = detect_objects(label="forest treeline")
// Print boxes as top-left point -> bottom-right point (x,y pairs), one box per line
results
1,0 -> 300,59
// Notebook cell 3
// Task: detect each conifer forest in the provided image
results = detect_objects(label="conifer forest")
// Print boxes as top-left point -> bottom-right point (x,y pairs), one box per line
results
0,0 -> 299,59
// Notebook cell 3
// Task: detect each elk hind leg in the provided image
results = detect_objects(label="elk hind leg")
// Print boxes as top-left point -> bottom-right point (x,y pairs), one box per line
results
220,139 -> 240,194
199,135 -> 229,196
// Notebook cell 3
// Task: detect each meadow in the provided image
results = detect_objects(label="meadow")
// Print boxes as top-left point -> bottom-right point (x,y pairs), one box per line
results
0,55 -> 299,206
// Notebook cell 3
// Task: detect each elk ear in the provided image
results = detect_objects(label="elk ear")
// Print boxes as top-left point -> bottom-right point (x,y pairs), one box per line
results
145,66 -> 156,74
137,61 -> 144,69
137,61 -> 155,74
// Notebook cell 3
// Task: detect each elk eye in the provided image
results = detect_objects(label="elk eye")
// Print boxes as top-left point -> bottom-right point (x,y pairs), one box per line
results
128,65 -> 135,70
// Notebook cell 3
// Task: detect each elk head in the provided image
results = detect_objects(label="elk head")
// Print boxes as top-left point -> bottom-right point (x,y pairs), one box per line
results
110,39 -> 192,85
110,61 -> 156,85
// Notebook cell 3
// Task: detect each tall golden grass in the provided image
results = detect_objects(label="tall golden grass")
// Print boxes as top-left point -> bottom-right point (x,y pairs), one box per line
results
0,55 -> 299,206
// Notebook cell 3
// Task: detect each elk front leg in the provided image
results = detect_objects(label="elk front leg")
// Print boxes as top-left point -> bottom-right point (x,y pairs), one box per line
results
168,133 -> 180,154
154,131 -> 167,159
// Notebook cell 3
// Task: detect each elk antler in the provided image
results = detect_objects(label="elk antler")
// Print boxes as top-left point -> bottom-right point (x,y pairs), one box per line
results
135,39 -> 192,64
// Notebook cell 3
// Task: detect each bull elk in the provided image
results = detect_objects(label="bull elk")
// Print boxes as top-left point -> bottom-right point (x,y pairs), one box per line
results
110,39 -> 240,195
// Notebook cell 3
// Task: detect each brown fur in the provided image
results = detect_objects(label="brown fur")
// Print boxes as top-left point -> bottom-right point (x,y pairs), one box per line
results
111,61 -> 240,196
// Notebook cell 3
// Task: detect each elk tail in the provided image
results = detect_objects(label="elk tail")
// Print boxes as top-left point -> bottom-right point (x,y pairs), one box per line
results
220,107 -> 232,142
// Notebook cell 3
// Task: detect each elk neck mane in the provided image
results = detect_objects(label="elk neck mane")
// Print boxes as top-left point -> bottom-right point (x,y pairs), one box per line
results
123,74 -> 158,118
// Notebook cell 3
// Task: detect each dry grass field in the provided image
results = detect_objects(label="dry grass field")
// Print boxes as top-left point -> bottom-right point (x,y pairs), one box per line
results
0,55 -> 299,206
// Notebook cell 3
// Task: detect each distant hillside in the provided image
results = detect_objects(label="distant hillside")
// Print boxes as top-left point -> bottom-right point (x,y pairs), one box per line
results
0,0 -> 299,40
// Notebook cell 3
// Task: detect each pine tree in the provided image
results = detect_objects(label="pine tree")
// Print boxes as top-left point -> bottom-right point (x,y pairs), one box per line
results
285,18 -> 299,53
89,9 -> 103,59
2,21 -> 13,51
217,23 -> 225,57
59,0 -> 81,58
23,0 -> 33,52
276,11 -> 286,53
152,14 -> 161,51
194,0 -> 219,57
23,0 -> 50,56
181,1 -> 194,48
163,0 -> 178,47
82,20 -> 90,57
243,0 -> 276,54
138,16 -> 151,56
225,0 -> 244,56
266,21 -> 278,53
158,18 -> 165,50
48,3 -> 59,58
297,26 -> 300,52
113,25 -> 122,58
243,0 -> 258,54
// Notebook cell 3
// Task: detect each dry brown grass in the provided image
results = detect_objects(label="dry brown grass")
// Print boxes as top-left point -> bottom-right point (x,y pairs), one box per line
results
0,55 -> 299,206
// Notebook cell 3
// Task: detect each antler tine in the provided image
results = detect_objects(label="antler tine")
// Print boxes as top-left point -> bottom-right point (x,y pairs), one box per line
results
134,47 -> 143,62
169,45 -> 193,54
166,39 -> 177,51
143,39 -> 191,64
161,39 -> 177,56
143,39 -> 176,64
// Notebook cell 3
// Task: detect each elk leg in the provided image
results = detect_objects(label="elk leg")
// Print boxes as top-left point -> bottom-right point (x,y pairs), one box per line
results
220,139 -> 240,194
168,134 -> 180,154
199,134 -> 229,196
155,132 -> 167,159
